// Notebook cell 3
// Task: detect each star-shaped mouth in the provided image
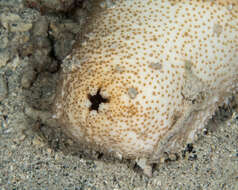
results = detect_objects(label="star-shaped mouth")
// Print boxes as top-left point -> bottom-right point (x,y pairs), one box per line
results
88,88 -> 109,111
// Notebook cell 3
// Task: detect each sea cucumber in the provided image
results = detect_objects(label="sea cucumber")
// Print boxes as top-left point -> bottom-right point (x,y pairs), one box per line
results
53,0 -> 238,175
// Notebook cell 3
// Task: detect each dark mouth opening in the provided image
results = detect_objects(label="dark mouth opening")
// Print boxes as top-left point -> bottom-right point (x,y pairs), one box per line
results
88,88 -> 109,111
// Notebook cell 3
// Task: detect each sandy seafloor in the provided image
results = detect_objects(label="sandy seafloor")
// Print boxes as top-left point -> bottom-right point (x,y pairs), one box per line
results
0,0 -> 238,189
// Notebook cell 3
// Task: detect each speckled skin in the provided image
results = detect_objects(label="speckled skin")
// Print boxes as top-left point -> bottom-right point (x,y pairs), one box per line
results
54,0 -> 238,161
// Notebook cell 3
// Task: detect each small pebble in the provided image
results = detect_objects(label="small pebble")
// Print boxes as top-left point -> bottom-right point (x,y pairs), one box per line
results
0,50 -> 11,68
168,153 -> 178,161
185,143 -> 194,153
66,138 -> 74,146
136,158 -> 152,177
19,134 -> 26,141
0,36 -> 9,49
32,136 -> 45,147
188,154 -> 198,161
55,153 -> 60,160
0,74 -> 8,101
230,154 -> 238,161
231,112 -> 238,124
14,133 -> 26,144
11,144 -> 17,149
47,148 -> 53,154
159,156 -> 166,164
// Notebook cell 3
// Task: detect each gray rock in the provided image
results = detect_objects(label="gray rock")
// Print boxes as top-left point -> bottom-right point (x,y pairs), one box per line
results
32,17 -> 49,37
33,36 -> 51,49
21,66 -> 37,88
53,32 -> 75,60
10,22 -> 32,33
0,36 -> 9,49
19,42 -> 34,57
40,0 -> 75,12
32,49 -> 52,72
45,59 -> 59,73
0,12 -> 21,29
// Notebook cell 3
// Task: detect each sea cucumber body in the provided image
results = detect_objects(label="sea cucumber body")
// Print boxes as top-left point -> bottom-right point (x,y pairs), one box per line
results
54,0 -> 238,160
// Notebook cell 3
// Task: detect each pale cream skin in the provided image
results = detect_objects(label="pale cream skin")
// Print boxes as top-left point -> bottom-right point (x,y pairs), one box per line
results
54,0 -> 238,171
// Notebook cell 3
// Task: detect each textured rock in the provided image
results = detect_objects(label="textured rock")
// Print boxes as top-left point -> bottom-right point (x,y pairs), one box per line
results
24,0 -> 75,13
0,12 -> 32,32
0,13 -> 21,29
